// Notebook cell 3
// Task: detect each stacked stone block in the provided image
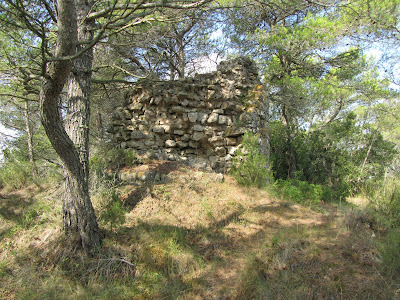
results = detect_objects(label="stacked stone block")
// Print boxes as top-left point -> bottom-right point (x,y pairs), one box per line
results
111,57 -> 264,173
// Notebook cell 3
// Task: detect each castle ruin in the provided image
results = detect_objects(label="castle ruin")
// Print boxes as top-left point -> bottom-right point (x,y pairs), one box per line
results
111,57 -> 268,173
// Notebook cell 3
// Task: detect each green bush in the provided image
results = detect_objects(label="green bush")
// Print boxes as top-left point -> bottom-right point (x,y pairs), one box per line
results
107,148 -> 137,169
89,148 -> 137,191
99,189 -> 126,231
272,179 -> 338,205
380,228 -> 400,279
368,179 -> 400,229
231,133 -> 270,188
90,148 -> 136,170
0,160 -> 32,190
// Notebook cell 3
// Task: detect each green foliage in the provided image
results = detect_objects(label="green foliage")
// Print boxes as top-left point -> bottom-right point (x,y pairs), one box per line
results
99,190 -> 126,231
380,228 -> 400,278
361,178 -> 400,279
89,146 -> 137,191
272,179 -> 337,205
20,208 -> 40,229
90,147 -> 137,172
231,132 -> 270,188
110,148 -> 137,168
0,149 -> 32,190
269,114 -> 397,199
0,131 -> 63,191
368,179 -> 400,229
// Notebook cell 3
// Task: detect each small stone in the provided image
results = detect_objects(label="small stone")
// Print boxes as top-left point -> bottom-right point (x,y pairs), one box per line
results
171,106 -> 187,113
127,102 -> 143,111
215,147 -> 227,157
128,141 -> 145,148
189,141 -> 198,148
218,115 -> 228,125
213,108 -> 224,114
124,109 -> 133,119
181,134 -> 191,142
154,96 -> 162,105
165,140 -> 176,147
209,156 -> 218,163
176,141 -> 188,148
174,130 -> 184,135
204,127 -> 213,136
209,136 -> 225,146
162,125 -> 171,133
240,112 -> 253,124
215,173 -> 224,183
193,124 -> 204,131
144,140 -> 154,146
226,137 -> 237,146
153,126 -> 165,134
207,113 -> 219,124
192,132 -> 204,141
197,113 -> 208,124
228,146 -> 239,155
154,173 -> 161,181
188,112 -> 198,122
131,131 -> 147,139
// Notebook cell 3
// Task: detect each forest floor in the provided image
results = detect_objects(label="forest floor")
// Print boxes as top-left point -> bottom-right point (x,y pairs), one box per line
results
0,163 -> 398,299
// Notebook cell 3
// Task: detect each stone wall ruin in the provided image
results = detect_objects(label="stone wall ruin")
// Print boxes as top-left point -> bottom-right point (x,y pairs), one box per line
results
111,57 -> 267,173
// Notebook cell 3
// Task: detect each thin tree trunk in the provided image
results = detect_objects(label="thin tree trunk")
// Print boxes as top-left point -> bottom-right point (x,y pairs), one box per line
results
177,35 -> 185,79
281,105 -> 296,179
260,85 -> 270,184
24,100 -> 37,175
358,130 -> 377,183
96,112 -> 105,142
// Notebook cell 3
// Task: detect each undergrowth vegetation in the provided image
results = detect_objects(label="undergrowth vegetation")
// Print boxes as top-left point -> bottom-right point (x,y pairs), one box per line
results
231,133 -> 270,188
0,162 -> 399,299
271,179 -> 339,206
0,132 -> 399,299
362,178 -> 400,280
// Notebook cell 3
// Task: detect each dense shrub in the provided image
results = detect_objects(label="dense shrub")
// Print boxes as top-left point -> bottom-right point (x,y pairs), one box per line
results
0,159 -> 31,190
362,178 -> 400,278
368,179 -> 400,228
379,227 -> 400,279
89,147 -> 137,190
272,179 -> 339,205
231,133 -> 270,188
269,114 -> 397,200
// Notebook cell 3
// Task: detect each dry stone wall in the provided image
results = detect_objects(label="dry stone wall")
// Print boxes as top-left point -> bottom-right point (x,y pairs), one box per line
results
111,57 -> 266,173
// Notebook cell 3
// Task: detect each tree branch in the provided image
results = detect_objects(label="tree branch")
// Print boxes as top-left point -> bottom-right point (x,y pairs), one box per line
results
87,0 -> 212,20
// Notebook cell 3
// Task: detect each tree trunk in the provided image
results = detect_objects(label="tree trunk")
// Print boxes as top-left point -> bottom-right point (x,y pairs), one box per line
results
39,0 -> 100,255
24,100 -> 37,175
177,35 -> 185,79
63,0 -> 100,253
260,85 -> 270,184
281,105 -> 297,179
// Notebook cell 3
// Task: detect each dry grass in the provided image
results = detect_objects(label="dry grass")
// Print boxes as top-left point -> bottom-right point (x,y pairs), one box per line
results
0,164 -> 398,299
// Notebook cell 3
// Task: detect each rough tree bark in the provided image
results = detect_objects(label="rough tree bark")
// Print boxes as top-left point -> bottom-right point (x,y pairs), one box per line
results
63,0 -> 100,253
39,0 -> 100,254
